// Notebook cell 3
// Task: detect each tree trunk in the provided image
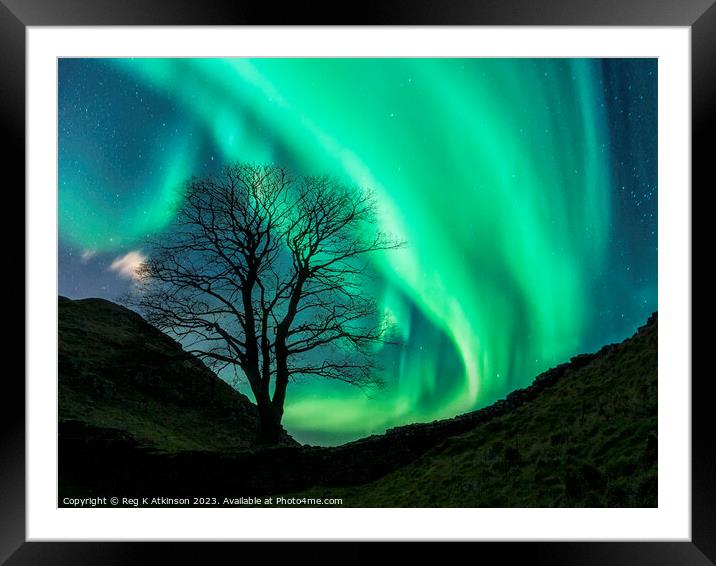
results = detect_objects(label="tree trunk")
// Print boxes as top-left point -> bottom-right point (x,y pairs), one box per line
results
256,324 -> 291,446
256,402 -> 283,445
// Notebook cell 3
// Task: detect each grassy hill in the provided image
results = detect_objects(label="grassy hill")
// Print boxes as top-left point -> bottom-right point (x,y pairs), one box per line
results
58,295 -> 656,507
290,314 -> 657,507
59,295 -> 294,452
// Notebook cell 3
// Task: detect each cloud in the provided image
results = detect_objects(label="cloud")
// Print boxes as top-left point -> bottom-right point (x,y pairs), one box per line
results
109,250 -> 147,281
80,249 -> 97,263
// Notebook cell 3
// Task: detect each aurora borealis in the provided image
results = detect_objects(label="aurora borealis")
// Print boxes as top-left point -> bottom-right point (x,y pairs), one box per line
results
59,58 -> 657,445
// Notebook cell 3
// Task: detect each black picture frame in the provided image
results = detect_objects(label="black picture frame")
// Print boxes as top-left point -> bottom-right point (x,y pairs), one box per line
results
3,1 -> 706,563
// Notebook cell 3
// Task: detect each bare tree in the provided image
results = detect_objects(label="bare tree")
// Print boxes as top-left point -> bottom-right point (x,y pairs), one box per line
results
129,163 -> 402,444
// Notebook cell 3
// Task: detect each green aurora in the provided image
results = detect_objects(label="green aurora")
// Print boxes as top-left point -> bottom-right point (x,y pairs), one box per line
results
58,58 -> 657,445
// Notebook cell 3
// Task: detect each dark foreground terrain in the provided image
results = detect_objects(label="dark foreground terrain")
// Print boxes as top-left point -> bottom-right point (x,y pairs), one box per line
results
59,296 -> 657,507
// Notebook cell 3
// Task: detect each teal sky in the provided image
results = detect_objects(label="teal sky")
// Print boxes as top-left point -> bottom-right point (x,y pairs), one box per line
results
59,58 -> 657,445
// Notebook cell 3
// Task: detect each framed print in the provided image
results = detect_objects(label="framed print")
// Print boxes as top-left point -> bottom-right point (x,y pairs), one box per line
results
4,0 -> 708,563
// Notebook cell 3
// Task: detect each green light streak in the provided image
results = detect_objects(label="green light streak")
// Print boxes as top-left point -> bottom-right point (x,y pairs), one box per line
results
60,58 -> 615,445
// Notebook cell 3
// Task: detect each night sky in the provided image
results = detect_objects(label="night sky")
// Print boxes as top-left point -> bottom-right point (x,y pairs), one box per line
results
58,58 -> 657,445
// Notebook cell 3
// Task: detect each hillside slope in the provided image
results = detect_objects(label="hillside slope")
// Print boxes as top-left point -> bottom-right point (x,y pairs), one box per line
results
292,313 -> 658,507
58,295 -> 657,507
59,296 -> 294,452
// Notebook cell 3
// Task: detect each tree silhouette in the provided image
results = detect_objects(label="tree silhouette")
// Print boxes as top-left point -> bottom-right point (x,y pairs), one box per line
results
129,163 -> 402,444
